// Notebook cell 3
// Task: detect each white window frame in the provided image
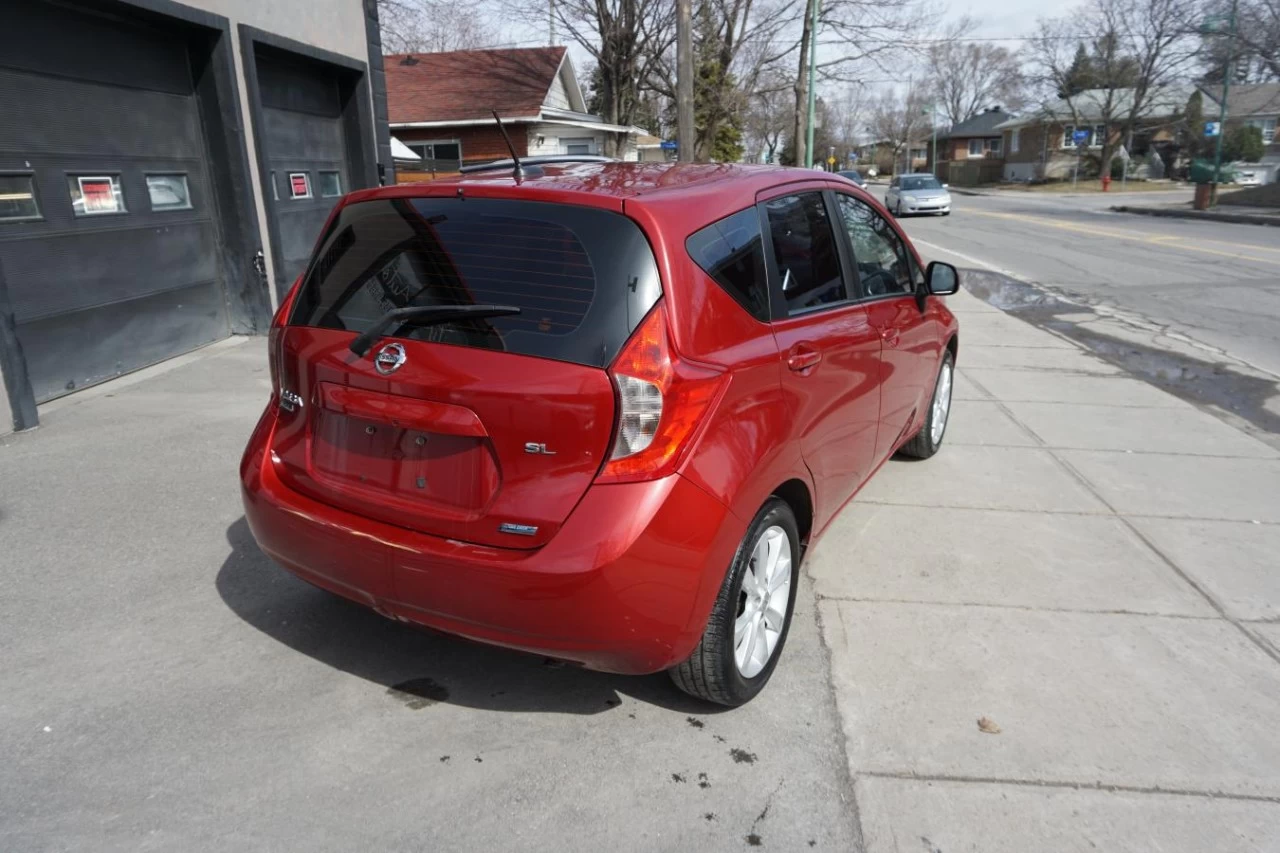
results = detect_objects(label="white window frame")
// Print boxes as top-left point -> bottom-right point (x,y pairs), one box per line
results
288,172 -> 311,200
407,139 -> 463,162
967,138 -> 983,158
561,136 -> 598,155
1010,128 -> 1020,154
69,174 -> 126,216
1062,124 -> 1076,149
0,172 -> 42,222
1093,124 -> 1107,148
986,137 -> 1002,156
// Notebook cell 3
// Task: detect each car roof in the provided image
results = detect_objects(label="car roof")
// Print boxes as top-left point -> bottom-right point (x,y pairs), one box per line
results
350,161 -> 846,207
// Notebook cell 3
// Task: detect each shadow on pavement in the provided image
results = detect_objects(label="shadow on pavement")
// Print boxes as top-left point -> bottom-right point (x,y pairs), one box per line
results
216,517 -> 721,716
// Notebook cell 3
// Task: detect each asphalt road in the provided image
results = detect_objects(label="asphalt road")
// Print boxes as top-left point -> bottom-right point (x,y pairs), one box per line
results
887,188 -> 1280,446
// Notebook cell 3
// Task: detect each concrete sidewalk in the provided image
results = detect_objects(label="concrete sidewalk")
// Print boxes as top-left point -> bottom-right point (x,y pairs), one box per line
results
811,287 -> 1280,851
1112,202 -> 1280,227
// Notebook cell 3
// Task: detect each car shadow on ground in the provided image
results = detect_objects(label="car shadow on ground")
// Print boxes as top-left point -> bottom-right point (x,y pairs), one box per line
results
216,517 -> 723,716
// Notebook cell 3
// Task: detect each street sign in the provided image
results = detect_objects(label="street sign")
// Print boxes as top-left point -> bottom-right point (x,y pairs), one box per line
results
827,155 -> 836,166
1073,130 -> 1091,145
659,140 -> 678,151
1205,121 -> 1221,137
848,152 -> 858,161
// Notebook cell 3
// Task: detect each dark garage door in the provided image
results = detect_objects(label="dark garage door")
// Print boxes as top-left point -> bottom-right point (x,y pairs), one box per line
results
255,50 -> 351,298
0,2 -> 231,402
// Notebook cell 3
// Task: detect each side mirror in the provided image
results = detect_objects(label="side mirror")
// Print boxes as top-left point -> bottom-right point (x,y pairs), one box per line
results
925,261 -> 959,296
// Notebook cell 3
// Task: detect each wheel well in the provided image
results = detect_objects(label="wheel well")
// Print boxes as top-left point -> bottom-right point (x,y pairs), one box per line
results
771,479 -> 813,546
946,333 -> 958,362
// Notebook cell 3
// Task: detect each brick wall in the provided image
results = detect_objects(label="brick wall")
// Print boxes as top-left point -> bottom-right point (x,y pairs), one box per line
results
396,125 -> 530,163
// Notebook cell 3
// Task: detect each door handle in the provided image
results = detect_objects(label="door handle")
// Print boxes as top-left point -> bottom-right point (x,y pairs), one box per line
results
881,327 -> 901,347
787,348 -> 822,371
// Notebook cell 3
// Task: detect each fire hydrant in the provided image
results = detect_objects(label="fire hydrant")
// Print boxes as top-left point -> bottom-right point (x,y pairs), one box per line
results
1101,175 -> 1112,192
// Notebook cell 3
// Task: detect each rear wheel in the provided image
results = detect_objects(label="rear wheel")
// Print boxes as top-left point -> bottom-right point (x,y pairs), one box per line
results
670,498 -> 800,706
899,349 -> 954,459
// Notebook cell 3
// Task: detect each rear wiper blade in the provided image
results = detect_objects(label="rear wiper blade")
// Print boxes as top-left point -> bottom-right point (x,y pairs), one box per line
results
349,304 -> 522,357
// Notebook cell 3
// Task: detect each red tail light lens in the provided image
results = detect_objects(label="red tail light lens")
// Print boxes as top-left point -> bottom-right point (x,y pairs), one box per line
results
598,303 -> 726,484
268,277 -> 301,397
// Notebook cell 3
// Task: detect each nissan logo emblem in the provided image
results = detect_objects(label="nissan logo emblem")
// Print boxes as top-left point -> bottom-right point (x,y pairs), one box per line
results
373,342 -> 407,375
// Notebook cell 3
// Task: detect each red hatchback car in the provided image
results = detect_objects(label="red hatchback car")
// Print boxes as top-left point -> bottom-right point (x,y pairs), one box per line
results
241,159 -> 959,706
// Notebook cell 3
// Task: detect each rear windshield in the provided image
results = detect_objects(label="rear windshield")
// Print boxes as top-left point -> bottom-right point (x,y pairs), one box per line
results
290,197 -> 662,367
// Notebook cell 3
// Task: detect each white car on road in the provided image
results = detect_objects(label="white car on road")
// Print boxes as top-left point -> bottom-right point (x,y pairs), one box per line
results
885,173 -> 952,217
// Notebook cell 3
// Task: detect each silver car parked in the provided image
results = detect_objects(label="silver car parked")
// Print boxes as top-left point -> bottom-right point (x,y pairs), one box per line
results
885,173 -> 952,217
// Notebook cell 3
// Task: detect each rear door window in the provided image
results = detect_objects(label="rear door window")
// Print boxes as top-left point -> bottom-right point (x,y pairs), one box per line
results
763,192 -> 847,315
290,197 -> 661,367
686,207 -> 769,320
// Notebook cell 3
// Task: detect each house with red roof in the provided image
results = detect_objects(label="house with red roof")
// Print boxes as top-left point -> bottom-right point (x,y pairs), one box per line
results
385,46 -> 649,176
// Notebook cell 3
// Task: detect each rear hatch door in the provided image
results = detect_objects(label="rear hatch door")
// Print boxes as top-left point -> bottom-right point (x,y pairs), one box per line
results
271,194 -> 661,549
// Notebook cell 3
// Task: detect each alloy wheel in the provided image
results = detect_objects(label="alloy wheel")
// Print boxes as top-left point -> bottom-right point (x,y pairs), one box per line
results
930,359 -> 953,445
734,525 -> 793,678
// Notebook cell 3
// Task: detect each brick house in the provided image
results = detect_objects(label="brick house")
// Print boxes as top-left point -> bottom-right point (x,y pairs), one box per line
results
385,46 -> 648,179
996,86 -> 1191,181
1200,83 -> 1280,185
925,106 -> 1010,185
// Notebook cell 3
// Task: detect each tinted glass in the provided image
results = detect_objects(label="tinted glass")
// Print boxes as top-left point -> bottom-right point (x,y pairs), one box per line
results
319,171 -> 342,197
764,193 -> 846,315
146,174 -> 192,211
291,197 -> 662,368
836,194 -> 913,297
900,176 -> 943,191
837,170 -> 863,184
686,207 -> 769,320
0,174 -> 40,221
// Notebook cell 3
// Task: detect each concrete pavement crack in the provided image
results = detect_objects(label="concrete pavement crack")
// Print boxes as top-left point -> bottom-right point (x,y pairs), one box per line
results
859,770 -> 1280,804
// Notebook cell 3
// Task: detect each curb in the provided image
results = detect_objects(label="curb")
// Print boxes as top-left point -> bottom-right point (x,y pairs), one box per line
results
1111,205 -> 1280,227
948,187 -> 991,197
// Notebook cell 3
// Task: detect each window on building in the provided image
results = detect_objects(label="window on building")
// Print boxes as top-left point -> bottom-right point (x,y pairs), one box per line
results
986,137 -> 1002,155
319,171 -> 342,198
0,173 -> 41,222
408,141 -> 462,163
1246,117 -> 1276,144
968,139 -> 984,157
764,192 -> 846,315
562,137 -> 597,155
686,207 -> 769,321
288,172 -> 311,199
68,174 -> 126,216
1094,124 -> 1107,147
1011,128 -> 1020,153
145,174 -> 192,211
270,171 -> 279,201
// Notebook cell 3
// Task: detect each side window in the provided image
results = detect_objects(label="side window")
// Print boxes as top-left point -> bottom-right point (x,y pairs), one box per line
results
686,207 -> 769,321
764,192 -> 846,315
835,194 -> 913,297
0,173 -> 41,222
67,174 -> 126,216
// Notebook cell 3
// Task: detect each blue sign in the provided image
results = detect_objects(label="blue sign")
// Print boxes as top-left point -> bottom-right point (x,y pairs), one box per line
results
1073,129 -> 1091,145
1204,121 -> 1221,137
848,152 -> 858,161
660,140 -> 678,151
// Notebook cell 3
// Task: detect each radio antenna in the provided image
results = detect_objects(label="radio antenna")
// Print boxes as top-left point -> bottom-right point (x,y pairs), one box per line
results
491,109 -> 524,179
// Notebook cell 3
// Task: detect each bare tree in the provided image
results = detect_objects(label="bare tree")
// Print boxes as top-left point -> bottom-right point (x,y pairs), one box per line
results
502,0 -> 676,155
791,0 -> 934,166
1200,0 -> 1279,79
378,0 -> 499,53
868,84 -> 930,173
1032,0 -> 1199,174
744,72 -> 796,161
926,18 -> 1027,125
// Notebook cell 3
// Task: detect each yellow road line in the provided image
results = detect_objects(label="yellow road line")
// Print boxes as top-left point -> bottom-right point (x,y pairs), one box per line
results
966,209 -> 1280,265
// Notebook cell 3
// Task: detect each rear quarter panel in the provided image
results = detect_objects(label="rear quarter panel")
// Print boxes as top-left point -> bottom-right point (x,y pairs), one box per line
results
625,196 -> 812,531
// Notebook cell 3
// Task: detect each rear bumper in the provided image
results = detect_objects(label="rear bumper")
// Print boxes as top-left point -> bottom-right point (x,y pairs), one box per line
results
239,405 -> 746,674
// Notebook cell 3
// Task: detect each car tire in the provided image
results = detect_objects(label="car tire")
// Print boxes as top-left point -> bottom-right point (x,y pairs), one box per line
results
899,348 -> 954,459
669,498 -> 800,707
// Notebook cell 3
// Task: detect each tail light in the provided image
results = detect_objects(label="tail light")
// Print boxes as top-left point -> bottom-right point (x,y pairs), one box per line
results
267,277 -> 301,398
597,302 -> 726,484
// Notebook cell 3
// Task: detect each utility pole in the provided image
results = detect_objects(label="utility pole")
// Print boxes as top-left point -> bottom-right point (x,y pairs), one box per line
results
676,0 -> 694,163
549,0 -> 555,45
804,0 -> 820,168
1209,0 -> 1237,205
930,102 -> 937,176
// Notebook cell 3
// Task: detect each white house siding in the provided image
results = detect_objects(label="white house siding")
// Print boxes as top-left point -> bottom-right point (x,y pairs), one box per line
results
545,70 -> 571,111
